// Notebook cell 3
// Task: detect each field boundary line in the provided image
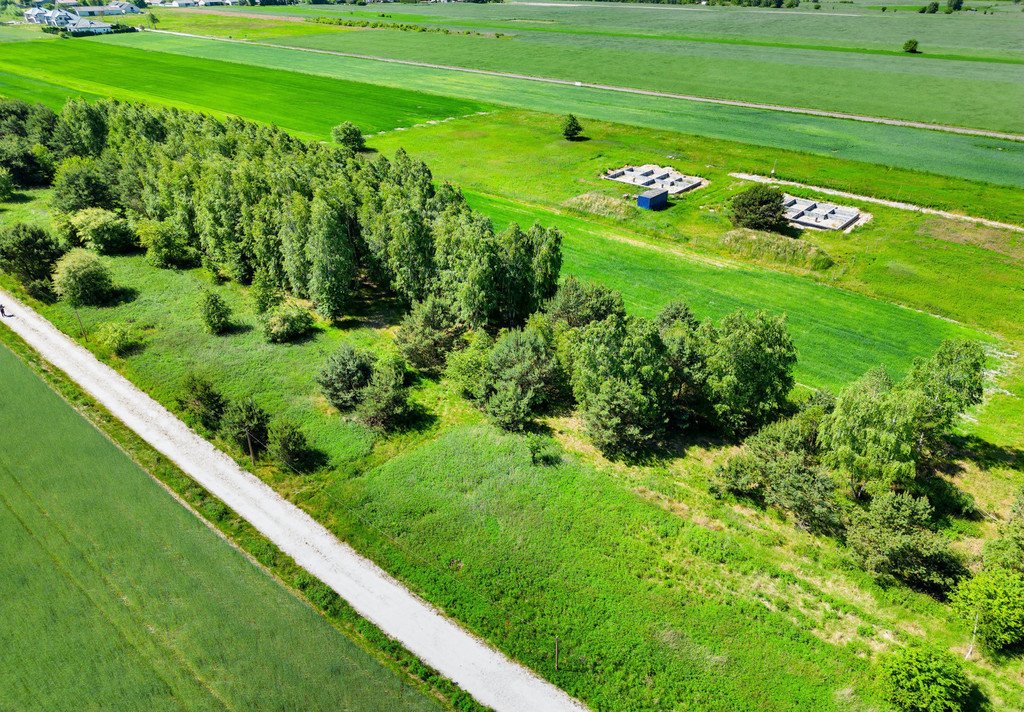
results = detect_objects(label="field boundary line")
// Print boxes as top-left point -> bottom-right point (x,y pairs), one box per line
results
143,29 -> 1024,142
0,288 -> 588,712
729,173 -> 1024,234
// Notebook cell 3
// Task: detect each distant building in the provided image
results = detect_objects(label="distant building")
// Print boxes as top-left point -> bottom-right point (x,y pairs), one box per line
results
23,8 -> 76,26
637,189 -> 668,211
168,0 -> 197,6
67,16 -> 113,32
75,5 -> 124,16
111,1 -> 142,12
783,195 -> 860,231
604,164 -> 705,195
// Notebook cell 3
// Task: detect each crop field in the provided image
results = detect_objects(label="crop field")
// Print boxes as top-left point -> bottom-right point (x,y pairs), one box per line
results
136,6 -> 1024,133
226,0 -> 1024,57
0,40 -> 487,138
0,343 -> 439,711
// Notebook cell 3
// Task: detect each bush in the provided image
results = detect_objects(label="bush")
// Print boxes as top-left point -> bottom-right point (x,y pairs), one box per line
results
263,302 -> 315,343
571,314 -> 673,456
331,121 -> 366,152
730,184 -> 786,232
201,290 -> 232,335
0,222 -> 65,284
316,343 -> 375,412
694,310 -> 797,436
561,113 -> 583,141
51,156 -> 111,213
250,269 -> 283,315
95,322 -> 143,357
175,373 -> 227,433
951,568 -> 1024,652
396,295 -> 465,374
877,643 -> 971,712
0,166 -> 13,201
136,219 -> 198,268
848,492 -> 965,595
481,325 -> 562,431
69,208 -> 136,255
903,38 -> 920,53
359,353 -> 413,430
222,399 -> 270,460
545,276 -> 625,329
445,330 -> 494,402
269,419 -> 316,472
52,248 -> 113,307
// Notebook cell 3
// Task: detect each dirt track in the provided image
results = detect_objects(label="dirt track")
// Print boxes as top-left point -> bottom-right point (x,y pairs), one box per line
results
0,288 -> 587,712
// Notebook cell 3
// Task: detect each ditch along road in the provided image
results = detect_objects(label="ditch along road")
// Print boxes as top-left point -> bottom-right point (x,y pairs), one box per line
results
150,28 -> 1024,143
0,288 -> 587,712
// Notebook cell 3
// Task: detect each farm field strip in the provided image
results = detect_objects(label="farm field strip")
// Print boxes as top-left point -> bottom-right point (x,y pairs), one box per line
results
730,173 -> 1024,232
154,28 -> 1024,141
0,39 -> 488,138
218,2 -> 1024,58
0,342 -> 441,712
0,289 -> 587,712
73,34 -> 1024,189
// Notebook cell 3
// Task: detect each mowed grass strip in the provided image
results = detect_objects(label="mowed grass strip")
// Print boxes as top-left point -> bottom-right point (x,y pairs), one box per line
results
0,39 -> 488,137
0,344 -> 440,712
89,32 -> 1024,188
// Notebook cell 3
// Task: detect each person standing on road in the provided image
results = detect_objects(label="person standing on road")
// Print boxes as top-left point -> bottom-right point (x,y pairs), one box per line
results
0,304 -> 11,318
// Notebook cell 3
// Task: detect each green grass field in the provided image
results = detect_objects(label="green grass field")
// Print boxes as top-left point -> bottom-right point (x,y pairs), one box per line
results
0,39 -> 487,139
2,192 -> 1021,709
0,343 -> 439,711
212,2 -> 1024,59
134,6 -> 1024,133
80,33 -> 1024,189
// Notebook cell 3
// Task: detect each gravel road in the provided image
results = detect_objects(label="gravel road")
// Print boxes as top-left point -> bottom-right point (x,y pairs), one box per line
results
0,289 -> 587,712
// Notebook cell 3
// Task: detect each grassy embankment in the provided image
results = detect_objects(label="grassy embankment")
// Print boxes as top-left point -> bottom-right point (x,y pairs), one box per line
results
0,341 -> 443,711
3,36 -> 1023,190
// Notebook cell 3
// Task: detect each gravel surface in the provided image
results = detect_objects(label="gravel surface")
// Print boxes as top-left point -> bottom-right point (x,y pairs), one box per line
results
0,288 -> 587,712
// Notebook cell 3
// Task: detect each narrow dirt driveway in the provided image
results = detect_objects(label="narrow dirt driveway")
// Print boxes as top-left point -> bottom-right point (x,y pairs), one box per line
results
0,289 -> 587,712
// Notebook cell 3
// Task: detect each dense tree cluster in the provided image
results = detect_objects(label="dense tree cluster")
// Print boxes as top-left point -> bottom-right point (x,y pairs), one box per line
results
877,643 -> 971,712
721,338 -> 986,596
1,98 -> 562,335
442,278 -> 797,453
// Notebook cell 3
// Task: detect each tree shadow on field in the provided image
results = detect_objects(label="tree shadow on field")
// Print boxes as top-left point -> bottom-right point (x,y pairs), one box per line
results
398,401 -> 437,433
104,285 -> 138,307
333,281 -> 406,330
947,433 -> 1024,473
224,321 -> 253,336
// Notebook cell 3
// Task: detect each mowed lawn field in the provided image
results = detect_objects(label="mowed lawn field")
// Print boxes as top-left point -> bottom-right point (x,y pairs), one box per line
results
0,38 -> 487,139
0,344 -> 440,712
139,6 -> 1024,134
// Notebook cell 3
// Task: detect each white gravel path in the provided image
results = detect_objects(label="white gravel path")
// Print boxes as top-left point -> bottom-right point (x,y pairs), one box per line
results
0,288 -> 587,712
730,173 -> 1024,234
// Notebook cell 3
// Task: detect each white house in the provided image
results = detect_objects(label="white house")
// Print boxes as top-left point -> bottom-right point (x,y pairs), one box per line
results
23,8 -> 77,27
66,16 -> 113,33
75,5 -> 124,16
111,1 -> 142,12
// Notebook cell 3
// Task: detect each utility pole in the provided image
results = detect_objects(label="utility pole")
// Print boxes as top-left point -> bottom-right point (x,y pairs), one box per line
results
73,306 -> 88,342
246,428 -> 255,466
